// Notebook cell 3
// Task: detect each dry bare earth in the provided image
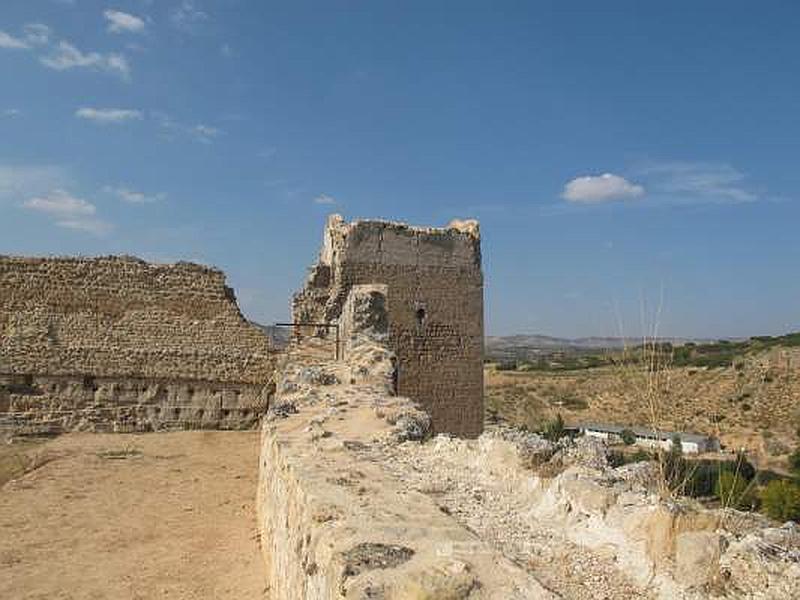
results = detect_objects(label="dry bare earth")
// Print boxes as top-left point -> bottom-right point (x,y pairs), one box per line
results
0,431 -> 267,600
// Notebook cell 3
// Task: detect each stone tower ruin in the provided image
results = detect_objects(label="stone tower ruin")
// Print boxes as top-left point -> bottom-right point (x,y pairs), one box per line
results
293,215 -> 484,437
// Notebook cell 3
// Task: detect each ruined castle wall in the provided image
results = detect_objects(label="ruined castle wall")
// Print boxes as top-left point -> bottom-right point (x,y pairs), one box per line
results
258,293 -> 548,599
294,216 -> 484,437
0,256 -> 273,433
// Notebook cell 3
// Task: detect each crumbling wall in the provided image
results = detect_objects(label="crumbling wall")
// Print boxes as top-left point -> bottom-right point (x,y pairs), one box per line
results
0,255 -> 273,433
263,286 -> 800,599
293,215 -> 484,438
259,286 -> 550,599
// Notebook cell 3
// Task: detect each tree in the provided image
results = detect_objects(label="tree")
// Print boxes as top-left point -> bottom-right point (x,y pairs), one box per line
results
542,413 -> 566,442
759,480 -> 800,522
620,429 -> 636,446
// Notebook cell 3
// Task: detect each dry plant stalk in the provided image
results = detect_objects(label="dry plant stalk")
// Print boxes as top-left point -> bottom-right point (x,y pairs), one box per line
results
610,296 -> 759,507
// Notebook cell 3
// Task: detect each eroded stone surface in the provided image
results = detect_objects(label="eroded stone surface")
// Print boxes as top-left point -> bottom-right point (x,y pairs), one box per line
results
0,256 -> 274,433
257,290 -> 552,599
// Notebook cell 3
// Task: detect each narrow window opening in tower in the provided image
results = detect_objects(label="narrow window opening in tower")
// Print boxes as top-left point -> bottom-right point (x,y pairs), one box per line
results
415,307 -> 426,327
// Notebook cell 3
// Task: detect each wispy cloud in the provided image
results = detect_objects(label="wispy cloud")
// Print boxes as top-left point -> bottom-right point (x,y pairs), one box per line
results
191,124 -> 221,143
0,31 -> 29,50
23,24 -> 51,45
153,111 -> 223,144
3,109 -> 21,118
75,107 -> 143,124
104,10 -> 146,34
636,161 -> 759,204
562,173 -> 645,203
0,164 -> 70,202
314,194 -> 337,205
0,24 -> 50,50
22,189 -> 112,236
171,0 -> 208,32
104,185 -> 165,204
24,189 -> 95,217
41,42 -> 130,80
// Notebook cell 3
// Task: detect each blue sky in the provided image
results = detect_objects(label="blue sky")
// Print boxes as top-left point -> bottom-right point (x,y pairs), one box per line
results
1,1 -> 798,338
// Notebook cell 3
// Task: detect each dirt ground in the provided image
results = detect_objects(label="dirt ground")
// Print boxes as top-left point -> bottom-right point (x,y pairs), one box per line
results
0,431 -> 267,600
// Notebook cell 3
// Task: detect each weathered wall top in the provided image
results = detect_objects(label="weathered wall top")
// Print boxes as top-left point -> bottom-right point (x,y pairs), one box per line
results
0,255 -> 272,384
319,213 -> 481,269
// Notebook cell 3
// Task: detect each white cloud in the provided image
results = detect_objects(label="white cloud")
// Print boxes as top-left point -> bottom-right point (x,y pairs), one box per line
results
23,189 -> 96,217
171,0 -> 208,31
191,124 -> 220,143
562,173 -> 645,203
104,185 -> 165,204
0,24 -> 51,49
75,107 -> 143,124
23,24 -> 51,45
3,109 -> 21,118
22,189 -> 112,236
41,42 -> 130,80
220,43 -> 233,57
153,112 -> 223,144
0,165 -> 70,201
314,194 -> 337,205
636,161 -> 758,204
0,31 -> 31,49
104,10 -> 146,34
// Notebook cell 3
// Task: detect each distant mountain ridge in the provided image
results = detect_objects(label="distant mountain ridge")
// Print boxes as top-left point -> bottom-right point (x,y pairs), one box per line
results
485,334 -> 723,361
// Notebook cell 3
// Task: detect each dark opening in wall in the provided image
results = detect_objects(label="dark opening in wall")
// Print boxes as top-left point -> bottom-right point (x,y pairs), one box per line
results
415,307 -> 426,327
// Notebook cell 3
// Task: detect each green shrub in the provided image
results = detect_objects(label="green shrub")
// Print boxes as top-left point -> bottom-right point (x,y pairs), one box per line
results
715,470 -> 755,510
759,480 -> 800,522
726,451 -> 757,482
541,414 -> 566,442
495,361 -> 517,371
788,449 -> 800,478
620,429 -> 636,445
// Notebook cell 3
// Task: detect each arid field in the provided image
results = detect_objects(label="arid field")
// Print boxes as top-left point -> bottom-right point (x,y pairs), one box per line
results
485,346 -> 800,473
0,431 -> 267,600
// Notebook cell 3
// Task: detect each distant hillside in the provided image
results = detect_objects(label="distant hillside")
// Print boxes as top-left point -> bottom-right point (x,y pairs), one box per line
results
486,334 -> 715,362
485,332 -> 800,472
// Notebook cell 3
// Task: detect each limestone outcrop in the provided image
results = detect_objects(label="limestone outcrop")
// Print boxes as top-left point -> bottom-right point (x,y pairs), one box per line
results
375,429 -> 800,599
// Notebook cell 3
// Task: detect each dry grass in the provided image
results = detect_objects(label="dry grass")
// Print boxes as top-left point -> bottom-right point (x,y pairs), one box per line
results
486,346 -> 800,474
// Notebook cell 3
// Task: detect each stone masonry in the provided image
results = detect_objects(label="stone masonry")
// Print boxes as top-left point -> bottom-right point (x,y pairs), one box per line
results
0,255 -> 274,433
293,215 -> 484,437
